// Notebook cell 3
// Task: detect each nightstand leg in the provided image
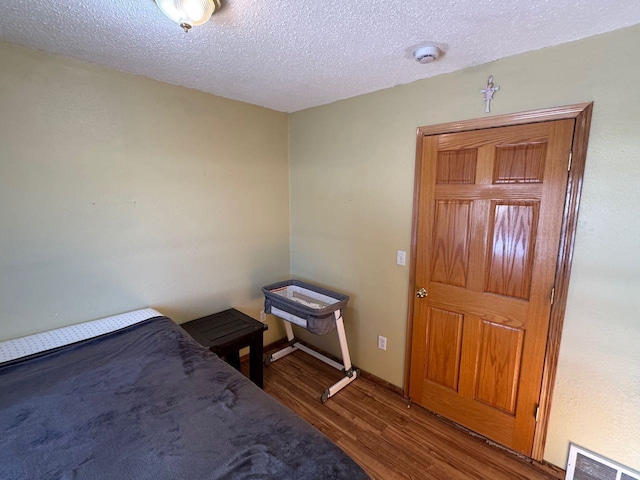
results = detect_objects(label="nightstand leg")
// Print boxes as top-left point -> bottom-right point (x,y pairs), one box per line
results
250,331 -> 265,389
226,351 -> 241,371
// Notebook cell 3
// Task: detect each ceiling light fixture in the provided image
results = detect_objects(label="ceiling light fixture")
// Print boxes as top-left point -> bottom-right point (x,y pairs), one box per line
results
155,0 -> 221,33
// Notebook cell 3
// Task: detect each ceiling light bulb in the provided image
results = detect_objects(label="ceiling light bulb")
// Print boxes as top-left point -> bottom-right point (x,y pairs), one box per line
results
155,0 -> 221,32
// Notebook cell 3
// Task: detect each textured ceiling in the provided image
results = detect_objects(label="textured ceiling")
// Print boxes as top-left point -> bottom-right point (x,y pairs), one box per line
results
0,1 -> 639,112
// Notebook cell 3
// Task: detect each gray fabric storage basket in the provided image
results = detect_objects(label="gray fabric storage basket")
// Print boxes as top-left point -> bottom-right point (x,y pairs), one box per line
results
262,280 -> 349,335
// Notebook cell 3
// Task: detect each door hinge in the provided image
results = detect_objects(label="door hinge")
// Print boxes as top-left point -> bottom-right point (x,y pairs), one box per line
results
535,404 -> 540,422
550,287 -> 555,305
568,151 -> 573,172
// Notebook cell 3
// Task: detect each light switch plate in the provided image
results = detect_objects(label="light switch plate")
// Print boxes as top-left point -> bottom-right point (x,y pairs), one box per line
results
396,250 -> 406,266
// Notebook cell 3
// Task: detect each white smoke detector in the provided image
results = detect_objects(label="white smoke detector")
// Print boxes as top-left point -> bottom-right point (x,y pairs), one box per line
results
414,46 -> 441,64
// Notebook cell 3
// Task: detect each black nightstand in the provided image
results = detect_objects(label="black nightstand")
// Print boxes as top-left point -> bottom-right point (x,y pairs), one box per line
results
181,308 -> 268,388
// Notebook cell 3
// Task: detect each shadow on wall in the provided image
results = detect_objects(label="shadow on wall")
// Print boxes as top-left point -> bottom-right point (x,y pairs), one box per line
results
0,242 -> 144,340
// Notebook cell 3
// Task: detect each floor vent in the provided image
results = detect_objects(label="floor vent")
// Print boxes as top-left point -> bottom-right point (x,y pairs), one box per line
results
566,444 -> 640,480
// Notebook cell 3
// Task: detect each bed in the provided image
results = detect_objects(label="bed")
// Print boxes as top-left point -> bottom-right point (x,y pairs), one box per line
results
0,309 -> 369,480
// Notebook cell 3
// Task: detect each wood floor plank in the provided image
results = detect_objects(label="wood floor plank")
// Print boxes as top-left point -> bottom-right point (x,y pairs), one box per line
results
255,350 -> 565,480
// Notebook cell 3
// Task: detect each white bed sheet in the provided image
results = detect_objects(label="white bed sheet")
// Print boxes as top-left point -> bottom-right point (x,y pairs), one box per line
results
0,308 -> 163,363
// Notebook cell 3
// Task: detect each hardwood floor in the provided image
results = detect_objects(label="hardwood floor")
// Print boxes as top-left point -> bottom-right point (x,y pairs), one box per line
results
258,350 -> 565,480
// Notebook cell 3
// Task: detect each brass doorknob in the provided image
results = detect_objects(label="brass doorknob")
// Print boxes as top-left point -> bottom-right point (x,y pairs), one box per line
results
416,288 -> 428,298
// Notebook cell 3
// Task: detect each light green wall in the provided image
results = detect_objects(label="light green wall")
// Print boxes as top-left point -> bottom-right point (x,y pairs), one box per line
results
289,25 -> 640,469
0,42 -> 289,344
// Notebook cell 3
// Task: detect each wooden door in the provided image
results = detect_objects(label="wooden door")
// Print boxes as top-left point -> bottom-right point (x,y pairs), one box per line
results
409,119 -> 574,456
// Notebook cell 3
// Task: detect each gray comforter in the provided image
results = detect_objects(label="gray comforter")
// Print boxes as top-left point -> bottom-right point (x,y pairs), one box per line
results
0,316 -> 369,479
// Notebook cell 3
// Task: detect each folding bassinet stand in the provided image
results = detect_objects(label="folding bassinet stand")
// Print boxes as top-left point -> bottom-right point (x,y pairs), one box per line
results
262,280 -> 359,403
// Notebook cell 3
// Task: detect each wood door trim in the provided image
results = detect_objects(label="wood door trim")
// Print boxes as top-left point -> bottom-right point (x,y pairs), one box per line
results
403,102 -> 594,462
530,103 -> 593,459
404,127 -> 425,401
416,103 -> 592,136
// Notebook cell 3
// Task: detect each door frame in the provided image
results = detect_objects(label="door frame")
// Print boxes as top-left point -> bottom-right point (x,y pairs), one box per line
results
403,102 -> 593,461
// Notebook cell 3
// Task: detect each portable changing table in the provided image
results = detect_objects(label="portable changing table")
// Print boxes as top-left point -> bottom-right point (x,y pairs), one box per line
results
262,280 -> 359,403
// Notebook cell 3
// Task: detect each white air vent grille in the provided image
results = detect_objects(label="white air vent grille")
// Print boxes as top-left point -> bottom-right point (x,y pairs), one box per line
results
566,444 -> 640,480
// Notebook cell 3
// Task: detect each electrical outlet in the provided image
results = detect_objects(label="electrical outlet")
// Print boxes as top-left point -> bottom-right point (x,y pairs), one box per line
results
396,250 -> 406,266
260,310 -> 267,322
378,335 -> 387,351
